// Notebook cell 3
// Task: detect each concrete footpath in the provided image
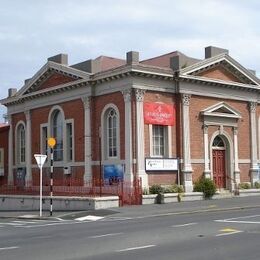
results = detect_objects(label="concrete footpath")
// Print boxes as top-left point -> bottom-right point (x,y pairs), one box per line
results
1,196 -> 260,220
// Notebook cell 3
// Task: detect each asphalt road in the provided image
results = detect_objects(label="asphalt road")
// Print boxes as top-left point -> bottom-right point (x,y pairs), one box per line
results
1,204 -> 260,260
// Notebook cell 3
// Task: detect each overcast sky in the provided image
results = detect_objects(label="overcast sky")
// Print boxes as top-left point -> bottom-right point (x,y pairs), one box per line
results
1,0 -> 260,121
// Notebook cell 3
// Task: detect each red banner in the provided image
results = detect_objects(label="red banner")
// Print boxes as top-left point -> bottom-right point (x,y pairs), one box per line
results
144,102 -> 175,126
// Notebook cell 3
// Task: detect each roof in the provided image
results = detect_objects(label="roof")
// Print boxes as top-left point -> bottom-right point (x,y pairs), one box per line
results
94,56 -> 126,72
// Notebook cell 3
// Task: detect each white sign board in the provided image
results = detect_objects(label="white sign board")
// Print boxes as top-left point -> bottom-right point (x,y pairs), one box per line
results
34,154 -> 47,169
145,158 -> 178,171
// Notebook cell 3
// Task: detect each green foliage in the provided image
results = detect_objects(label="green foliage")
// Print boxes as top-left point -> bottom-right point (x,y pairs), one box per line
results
239,182 -> 251,189
164,184 -> 184,193
193,178 -> 216,199
255,182 -> 260,189
149,184 -> 184,194
142,187 -> 149,195
149,184 -> 164,194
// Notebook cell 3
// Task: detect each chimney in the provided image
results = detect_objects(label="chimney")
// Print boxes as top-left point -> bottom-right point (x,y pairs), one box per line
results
8,88 -> 17,97
48,53 -> 68,65
126,51 -> 139,65
71,59 -> 101,73
205,46 -> 229,59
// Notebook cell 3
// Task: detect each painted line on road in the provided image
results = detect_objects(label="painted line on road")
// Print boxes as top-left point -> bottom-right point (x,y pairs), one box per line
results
116,245 -> 156,252
16,220 -> 92,228
13,220 -> 41,224
90,232 -> 123,238
216,231 -> 243,237
215,220 -> 260,224
75,215 -> 104,221
172,222 -> 197,228
0,246 -> 19,251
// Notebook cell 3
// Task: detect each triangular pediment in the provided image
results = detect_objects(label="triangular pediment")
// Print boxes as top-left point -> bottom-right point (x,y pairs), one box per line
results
180,54 -> 260,86
17,61 -> 90,96
201,102 -> 241,119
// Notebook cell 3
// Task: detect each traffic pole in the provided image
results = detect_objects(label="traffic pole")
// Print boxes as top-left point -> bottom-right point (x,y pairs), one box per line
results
47,137 -> 56,217
50,147 -> 53,216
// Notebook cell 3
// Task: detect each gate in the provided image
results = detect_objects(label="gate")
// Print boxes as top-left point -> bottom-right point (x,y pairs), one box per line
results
118,178 -> 142,206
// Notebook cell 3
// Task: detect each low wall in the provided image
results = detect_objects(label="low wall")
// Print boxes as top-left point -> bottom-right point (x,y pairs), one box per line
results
0,195 -> 119,211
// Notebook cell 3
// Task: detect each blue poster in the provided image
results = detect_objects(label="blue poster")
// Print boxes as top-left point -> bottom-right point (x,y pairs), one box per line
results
104,164 -> 124,184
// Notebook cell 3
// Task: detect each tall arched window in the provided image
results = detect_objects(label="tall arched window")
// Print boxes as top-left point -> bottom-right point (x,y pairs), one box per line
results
52,110 -> 63,161
17,123 -> 26,164
107,108 -> 118,158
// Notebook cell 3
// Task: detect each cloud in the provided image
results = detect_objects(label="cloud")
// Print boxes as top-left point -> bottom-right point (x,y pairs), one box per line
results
0,0 -> 260,121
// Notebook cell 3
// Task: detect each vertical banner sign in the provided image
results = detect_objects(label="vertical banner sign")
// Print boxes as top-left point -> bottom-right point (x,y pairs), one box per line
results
144,102 -> 175,125
47,137 -> 56,216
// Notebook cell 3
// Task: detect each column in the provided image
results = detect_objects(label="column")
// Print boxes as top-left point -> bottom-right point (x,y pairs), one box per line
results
182,94 -> 193,192
135,89 -> 148,188
7,115 -> 13,185
249,101 -> 258,185
122,89 -> 133,183
233,127 -> 240,185
25,110 -> 32,184
203,125 -> 211,178
82,96 -> 92,182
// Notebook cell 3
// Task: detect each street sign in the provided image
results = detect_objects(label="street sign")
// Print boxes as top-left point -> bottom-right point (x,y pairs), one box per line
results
34,154 -> 47,168
48,137 -> 56,148
34,154 -> 47,217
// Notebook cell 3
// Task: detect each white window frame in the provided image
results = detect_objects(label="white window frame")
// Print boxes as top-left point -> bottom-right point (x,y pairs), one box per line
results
101,104 -> 120,160
40,123 -> 48,157
15,121 -> 26,165
65,119 -> 74,162
149,124 -> 171,158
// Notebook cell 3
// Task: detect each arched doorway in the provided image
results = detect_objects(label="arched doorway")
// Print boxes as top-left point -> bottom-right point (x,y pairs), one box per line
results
212,136 -> 226,188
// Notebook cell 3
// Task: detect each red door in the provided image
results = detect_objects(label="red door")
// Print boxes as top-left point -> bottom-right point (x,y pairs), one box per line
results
213,150 -> 226,188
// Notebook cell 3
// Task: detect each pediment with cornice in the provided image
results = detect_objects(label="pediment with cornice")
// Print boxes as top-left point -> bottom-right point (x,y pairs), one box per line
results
180,54 -> 260,86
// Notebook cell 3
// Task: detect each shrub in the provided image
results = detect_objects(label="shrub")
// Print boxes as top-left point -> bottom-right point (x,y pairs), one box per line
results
193,178 -> 216,199
255,182 -> 260,189
149,184 -> 164,194
239,182 -> 251,189
164,184 -> 184,193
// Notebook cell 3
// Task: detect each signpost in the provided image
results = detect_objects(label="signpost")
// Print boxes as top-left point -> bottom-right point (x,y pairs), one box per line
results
48,137 -> 56,216
34,154 -> 47,217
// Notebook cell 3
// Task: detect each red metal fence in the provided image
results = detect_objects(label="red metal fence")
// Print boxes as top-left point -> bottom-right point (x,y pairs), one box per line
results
0,178 -> 142,206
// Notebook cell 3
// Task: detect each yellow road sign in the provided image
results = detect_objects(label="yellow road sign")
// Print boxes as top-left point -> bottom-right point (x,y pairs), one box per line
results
48,137 -> 56,148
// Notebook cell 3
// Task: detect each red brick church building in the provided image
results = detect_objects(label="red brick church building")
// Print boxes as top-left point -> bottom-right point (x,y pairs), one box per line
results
1,46 -> 260,192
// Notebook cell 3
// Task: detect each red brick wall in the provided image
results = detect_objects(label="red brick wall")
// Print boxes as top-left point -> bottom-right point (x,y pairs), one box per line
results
0,125 -> 9,185
198,66 -> 242,83
91,92 -> 125,161
37,73 -> 77,91
189,95 -> 250,182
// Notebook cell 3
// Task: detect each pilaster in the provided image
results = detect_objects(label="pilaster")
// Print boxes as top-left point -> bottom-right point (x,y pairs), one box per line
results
82,96 -> 92,182
203,125 -> 211,178
135,89 -> 148,188
233,127 -> 240,185
7,115 -> 13,184
182,94 -> 193,192
249,101 -> 258,185
122,89 -> 133,183
25,110 -> 32,183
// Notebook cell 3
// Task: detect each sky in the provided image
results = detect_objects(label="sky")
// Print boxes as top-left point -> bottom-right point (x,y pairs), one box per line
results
1,0 -> 260,122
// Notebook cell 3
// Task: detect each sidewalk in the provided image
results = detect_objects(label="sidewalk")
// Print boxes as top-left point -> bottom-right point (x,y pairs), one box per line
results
1,196 -> 260,220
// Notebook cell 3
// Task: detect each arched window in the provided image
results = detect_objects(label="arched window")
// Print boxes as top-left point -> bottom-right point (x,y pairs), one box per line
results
107,108 -> 118,158
52,110 -> 63,161
213,136 -> 225,148
17,123 -> 26,164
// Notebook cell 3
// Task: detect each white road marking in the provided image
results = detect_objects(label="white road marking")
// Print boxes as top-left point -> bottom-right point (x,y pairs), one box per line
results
90,232 -> 123,238
215,220 -> 260,224
13,220 -> 40,224
216,231 -> 243,237
75,215 -> 104,221
116,245 -> 156,252
17,220 -> 91,228
172,222 -> 197,227
0,246 -> 19,251
215,214 -> 260,224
